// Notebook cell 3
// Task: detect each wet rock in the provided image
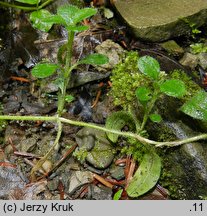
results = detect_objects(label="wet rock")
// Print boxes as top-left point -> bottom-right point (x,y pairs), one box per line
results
179,52 -> 198,69
0,166 -> 26,199
69,71 -> 111,88
149,119 -> 207,199
95,39 -> 125,71
9,180 -> 48,200
47,178 -> 59,191
198,53 -> 207,69
160,40 -> 184,56
19,135 -> 39,152
112,0 -> 207,42
68,171 -> 93,195
75,127 -> 115,169
3,95 -> 21,114
91,185 -> 112,200
109,166 -> 125,181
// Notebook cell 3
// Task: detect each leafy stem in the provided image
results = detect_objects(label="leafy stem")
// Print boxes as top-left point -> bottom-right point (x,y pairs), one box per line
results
0,114 -> 206,148
0,0 -> 55,11
58,31 -> 75,116
140,87 -> 160,131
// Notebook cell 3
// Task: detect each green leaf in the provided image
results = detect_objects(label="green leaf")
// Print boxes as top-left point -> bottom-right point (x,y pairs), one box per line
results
15,0 -> 39,4
79,54 -> 109,65
73,7 -> 97,24
181,91 -> 207,121
138,56 -> 160,80
159,79 -> 186,98
149,114 -> 162,123
30,10 -> 55,32
135,86 -> 151,102
66,25 -> 89,32
57,5 -> 79,25
126,152 -> 161,197
65,95 -> 75,103
113,189 -> 123,200
105,111 -> 137,143
57,5 -> 97,26
31,63 -> 58,78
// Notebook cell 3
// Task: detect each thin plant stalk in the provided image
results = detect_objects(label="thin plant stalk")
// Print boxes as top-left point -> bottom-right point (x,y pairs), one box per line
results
58,31 -> 75,116
140,90 -> 159,131
30,118 -> 62,181
0,114 -> 207,148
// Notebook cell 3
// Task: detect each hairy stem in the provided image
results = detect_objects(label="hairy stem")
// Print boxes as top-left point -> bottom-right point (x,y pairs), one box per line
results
30,118 -> 62,181
140,90 -> 159,131
58,31 -> 75,116
0,115 -> 207,148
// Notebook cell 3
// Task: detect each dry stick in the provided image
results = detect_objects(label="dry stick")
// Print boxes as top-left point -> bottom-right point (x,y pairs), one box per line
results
14,151 -> 42,159
0,115 -> 207,147
125,158 -> 136,188
92,173 -> 114,189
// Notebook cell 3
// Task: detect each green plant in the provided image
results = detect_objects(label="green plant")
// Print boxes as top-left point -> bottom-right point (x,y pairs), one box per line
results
106,55 -> 186,197
0,0 -> 55,11
181,18 -> 201,40
190,43 -> 207,54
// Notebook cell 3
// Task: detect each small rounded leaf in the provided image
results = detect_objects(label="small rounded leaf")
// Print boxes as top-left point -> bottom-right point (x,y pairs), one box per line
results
31,63 -> 58,78
149,114 -> 162,123
65,95 -> 75,103
138,56 -> 160,80
135,86 -> 151,102
30,10 -> 54,32
159,79 -> 186,98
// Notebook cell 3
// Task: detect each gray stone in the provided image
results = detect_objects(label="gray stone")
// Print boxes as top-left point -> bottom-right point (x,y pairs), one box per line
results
95,39 -> 125,71
198,53 -> 207,69
112,0 -> 207,41
75,127 -> 115,169
179,52 -> 198,69
68,171 -> 93,194
110,166 -> 125,181
91,185 -> 113,200
160,40 -> 184,56
0,166 -> 26,199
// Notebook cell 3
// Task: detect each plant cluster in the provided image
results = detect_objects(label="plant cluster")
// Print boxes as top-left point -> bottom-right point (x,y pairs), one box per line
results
110,51 -> 151,110
190,42 -> 207,54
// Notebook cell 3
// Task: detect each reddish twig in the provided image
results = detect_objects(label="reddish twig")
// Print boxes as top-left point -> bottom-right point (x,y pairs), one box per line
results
58,179 -> 65,200
92,173 -> 114,189
14,151 -> 42,159
11,76 -> 30,83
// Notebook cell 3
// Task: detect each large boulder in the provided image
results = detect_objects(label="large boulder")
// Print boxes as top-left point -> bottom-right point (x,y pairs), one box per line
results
112,0 -> 207,42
